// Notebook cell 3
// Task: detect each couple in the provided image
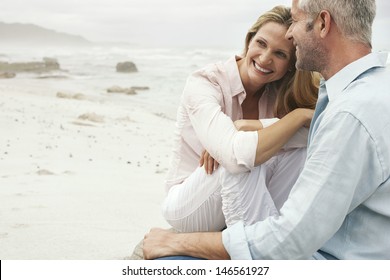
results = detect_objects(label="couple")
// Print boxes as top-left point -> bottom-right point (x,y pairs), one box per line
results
143,0 -> 390,260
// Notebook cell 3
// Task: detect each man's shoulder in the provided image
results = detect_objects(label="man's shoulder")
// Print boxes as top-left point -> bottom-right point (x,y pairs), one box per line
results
324,68 -> 390,146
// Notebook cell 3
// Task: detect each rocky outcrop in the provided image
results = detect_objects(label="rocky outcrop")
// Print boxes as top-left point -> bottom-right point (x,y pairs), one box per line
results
56,92 -> 87,100
0,57 -> 60,73
116,61 -> 138,73
0,72 -> 16,78
107,86 -> 150,95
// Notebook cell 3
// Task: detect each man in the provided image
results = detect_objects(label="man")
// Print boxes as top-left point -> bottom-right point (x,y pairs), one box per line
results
143,0 -> 390,259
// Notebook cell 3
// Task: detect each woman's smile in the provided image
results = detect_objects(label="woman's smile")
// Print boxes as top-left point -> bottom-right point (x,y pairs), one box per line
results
253,60 -> 273,74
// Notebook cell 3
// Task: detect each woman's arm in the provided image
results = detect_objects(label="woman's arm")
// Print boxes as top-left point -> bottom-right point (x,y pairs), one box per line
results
254,108 -> 313,166
184,75 -> 256,173
233,109 -> 313,166
233,119 -> 263,131
184,73 -> 313,172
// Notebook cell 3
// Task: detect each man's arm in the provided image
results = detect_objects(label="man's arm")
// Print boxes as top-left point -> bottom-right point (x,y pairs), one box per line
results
223,112 -> 383,259
143,228 -> 230,260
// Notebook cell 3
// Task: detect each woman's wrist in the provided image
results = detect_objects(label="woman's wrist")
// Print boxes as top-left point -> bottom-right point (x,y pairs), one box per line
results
294,108 -> 314,127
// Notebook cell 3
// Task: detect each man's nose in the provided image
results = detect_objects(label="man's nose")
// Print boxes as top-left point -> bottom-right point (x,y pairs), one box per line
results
285,25 -> 293,41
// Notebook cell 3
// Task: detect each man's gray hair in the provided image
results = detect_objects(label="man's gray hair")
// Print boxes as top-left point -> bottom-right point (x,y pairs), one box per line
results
298,0 -> 376,47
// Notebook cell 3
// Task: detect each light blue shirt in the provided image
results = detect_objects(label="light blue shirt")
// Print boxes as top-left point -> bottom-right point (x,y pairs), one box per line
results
222,52 -> 390,259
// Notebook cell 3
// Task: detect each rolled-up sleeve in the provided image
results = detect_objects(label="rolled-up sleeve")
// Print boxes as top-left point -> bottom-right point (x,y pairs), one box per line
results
222,111 -> 383,259
260,118 -> 309,150
222,221 -> 253,259
184,73 -> 257,173
233,131 -> 258,169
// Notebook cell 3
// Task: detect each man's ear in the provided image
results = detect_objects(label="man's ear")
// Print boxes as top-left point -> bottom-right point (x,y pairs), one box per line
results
317,10 -> 332,38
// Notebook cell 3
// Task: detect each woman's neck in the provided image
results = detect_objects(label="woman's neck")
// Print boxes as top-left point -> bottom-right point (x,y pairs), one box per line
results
237,58 -> 266,98
241,89 -> 263,119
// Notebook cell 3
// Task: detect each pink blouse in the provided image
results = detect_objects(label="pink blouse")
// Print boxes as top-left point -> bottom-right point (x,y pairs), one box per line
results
165,56 -> 276,191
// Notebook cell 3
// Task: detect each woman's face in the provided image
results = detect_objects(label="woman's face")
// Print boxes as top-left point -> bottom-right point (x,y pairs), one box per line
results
242,21 -> 295,88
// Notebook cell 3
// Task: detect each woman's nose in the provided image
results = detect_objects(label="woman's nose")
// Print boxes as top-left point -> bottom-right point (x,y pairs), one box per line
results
259,51 -> 272,65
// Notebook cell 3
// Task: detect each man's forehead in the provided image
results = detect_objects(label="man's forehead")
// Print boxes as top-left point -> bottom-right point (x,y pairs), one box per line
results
291,0 -> 299,9
291,0 -> 305,18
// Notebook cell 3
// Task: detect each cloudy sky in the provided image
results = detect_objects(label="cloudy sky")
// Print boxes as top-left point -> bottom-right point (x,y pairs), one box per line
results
2,0 -> 389,50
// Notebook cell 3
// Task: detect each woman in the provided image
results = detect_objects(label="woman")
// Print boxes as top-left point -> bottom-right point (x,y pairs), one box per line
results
161,6 -> 319,232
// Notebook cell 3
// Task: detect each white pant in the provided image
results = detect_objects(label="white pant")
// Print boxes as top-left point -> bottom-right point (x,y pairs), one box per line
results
161,148 -> 307,232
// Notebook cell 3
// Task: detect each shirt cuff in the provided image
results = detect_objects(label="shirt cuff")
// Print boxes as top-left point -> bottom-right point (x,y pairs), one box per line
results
233,131 -> 258,169
283,127 -> 309,149
222,221 -> 253,260
260,118 -> 308,150
260,118 -> 279,128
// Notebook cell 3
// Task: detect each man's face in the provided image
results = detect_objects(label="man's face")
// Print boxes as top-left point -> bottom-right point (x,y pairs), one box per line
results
286,0 -> 326,72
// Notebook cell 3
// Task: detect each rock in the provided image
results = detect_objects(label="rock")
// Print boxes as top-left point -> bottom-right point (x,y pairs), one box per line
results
56,92 -> 87,100
37,169 -> 55,175
77,112 -> 104,123
43,57 -> 60,71
0,72 -> 16,78
0,57 -> 61,72
116,61 -> 138,73
106,86 -> 136,95
131,86 -> 150,91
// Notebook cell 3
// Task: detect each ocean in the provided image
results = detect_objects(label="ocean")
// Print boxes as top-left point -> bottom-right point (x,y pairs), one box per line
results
1,45 -> 389,121
1,45 -> 237,120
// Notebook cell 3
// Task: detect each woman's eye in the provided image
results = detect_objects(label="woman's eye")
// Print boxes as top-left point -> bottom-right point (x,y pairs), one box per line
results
257,40 -> 266,47
276,52 -> 287,59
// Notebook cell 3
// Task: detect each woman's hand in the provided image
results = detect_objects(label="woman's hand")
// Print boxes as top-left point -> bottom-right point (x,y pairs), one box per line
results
296,108 -> 314,127
199,150 -> 219,175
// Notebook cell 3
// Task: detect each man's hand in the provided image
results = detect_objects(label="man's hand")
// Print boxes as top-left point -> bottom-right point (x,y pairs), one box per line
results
143,228 -> 230,260
143,228 -> 178,260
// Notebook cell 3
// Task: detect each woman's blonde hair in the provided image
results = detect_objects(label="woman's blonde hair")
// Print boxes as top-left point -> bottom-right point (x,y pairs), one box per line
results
274,70 -> 320,117
243,5 -> 319,117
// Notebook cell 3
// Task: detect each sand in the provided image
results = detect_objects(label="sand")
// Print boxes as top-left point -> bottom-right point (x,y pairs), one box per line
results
0,77 -> 172,259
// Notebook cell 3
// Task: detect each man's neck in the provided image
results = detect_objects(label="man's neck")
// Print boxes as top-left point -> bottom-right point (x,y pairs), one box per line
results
322,40 -> 372,80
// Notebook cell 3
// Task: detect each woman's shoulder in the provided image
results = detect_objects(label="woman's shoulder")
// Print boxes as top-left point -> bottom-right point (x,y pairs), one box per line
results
181,56 -> 239,104
189,56 -> 236,83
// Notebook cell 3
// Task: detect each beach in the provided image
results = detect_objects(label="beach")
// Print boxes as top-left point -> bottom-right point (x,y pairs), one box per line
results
0,45 -> 234,259
1,44 -> 389,260
0,77 -> 175,259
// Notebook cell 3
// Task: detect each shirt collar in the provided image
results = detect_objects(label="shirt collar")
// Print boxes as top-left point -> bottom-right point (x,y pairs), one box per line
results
224,55 -> 246,97
325,52 -> 388,101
